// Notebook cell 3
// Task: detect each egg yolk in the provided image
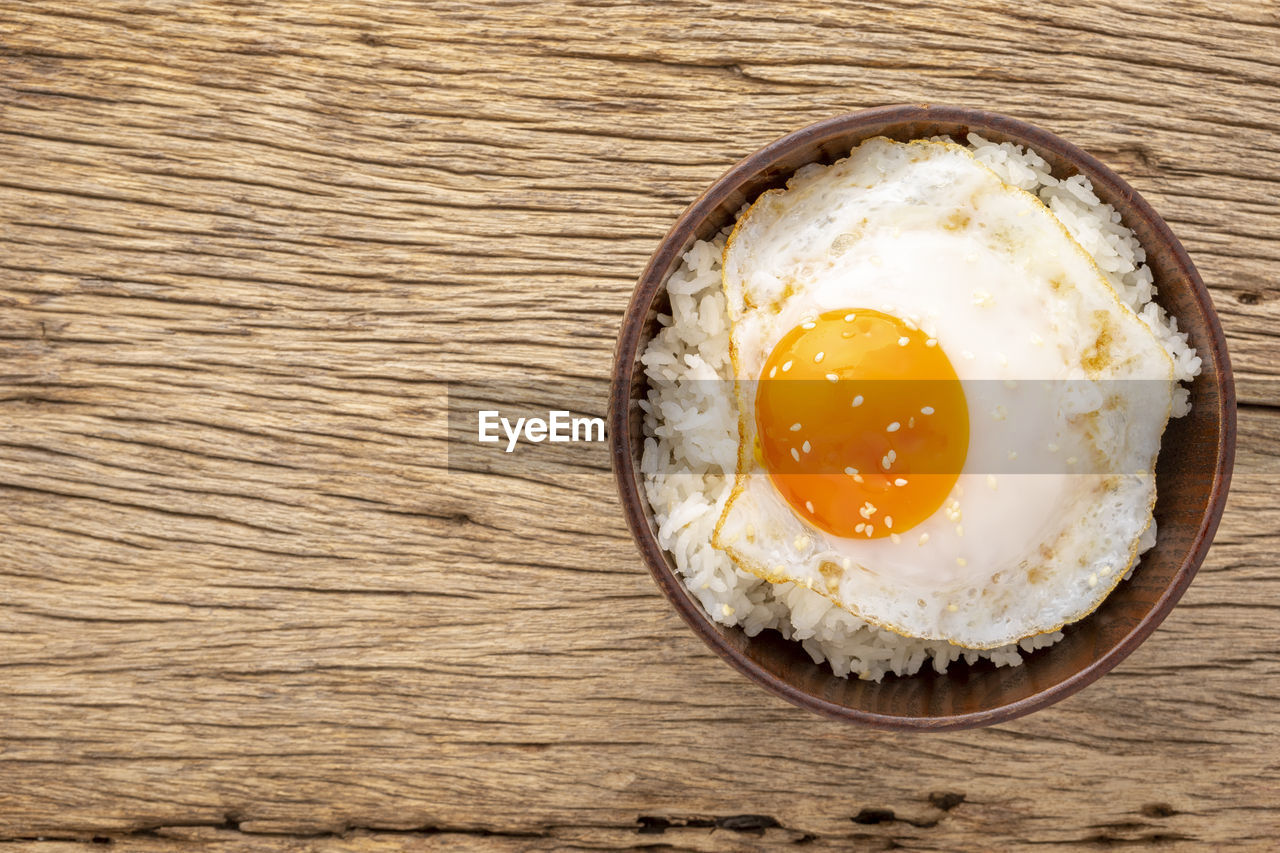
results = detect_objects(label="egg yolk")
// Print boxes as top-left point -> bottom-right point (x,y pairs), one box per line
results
755,309 -> 968,539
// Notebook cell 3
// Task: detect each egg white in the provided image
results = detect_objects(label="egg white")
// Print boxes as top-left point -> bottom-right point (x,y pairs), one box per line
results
711,138 -> 1174,649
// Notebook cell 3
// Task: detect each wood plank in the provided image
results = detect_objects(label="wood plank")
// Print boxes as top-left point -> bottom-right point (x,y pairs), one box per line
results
1,0 -> 1277,849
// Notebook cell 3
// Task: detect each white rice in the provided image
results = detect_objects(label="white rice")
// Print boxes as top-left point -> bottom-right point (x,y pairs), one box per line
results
639,134 -> 1202,681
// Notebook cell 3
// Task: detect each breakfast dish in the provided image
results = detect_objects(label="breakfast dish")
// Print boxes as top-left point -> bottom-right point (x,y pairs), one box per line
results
639,134 -> 1202,680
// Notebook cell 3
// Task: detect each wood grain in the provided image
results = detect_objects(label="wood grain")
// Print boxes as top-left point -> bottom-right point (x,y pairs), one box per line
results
0,0 -> 1277,849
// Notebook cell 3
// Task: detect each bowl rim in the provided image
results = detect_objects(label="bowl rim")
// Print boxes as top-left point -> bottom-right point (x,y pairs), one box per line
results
608,104 -> 1237,730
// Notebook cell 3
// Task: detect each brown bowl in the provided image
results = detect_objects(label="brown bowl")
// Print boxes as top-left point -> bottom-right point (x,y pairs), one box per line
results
608,105 -> 1236,730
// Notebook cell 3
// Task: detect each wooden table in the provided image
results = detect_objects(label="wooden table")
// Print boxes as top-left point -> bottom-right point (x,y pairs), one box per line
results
2,2 -> 1277,849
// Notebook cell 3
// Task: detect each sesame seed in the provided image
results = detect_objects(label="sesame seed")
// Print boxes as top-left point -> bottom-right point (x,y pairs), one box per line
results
887,450 -> 897,463
918,533 -> 930,546
908,417 -> 915,428
885,516 -> 894,529
844,312 -> 856,322
887,421 -> 900,433
769,366 -> 777,378
826,373 -> 839,383
904,318 -> 917,330
722,603 -> 734,616
972,290 -> 992,306
881,455 -> 892,471
956,557 -> 967,567
790,422 -> 802,431
991,405 -> 1007,421
802,321 -> 816,330
987,474 -> 998,490
920,406 -> 934,415
844,466 -> 858,476
947,603 -> 958,613
851,395 -> 864,407
781,360 -> 793,372
794,535 -> 810,550
790,448 -> 800,462
842,557 -> 852,570
897,336 -> 910,347
894,478 -> 908,486
855,523 -> 865,533
853,473 -> 864,484
805,500 -> 815,514
955,524 -> 964,537
891,533 -> 902,544
864,526 -> 873,537
1066,456 -> 1078,466
1008,450 -> 1018,460
814,351 -> 825,363
1088,573 -> 1098,588
1048,443 -> 1060,452
802,440 -> 811,454
1100,565 -> 1112,576
944,499 -> 963,523
1030,333 -> 1044,345
925,338 -> 938,347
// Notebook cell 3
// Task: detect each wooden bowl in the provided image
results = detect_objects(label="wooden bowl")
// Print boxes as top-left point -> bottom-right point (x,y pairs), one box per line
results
609,105 -> 1236,730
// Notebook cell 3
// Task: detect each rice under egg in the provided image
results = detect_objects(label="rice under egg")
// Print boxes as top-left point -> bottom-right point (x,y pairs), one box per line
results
639,133 -> 1201,680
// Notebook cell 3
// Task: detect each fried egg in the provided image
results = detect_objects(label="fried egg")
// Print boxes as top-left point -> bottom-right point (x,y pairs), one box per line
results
711,138 -> 1174,649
